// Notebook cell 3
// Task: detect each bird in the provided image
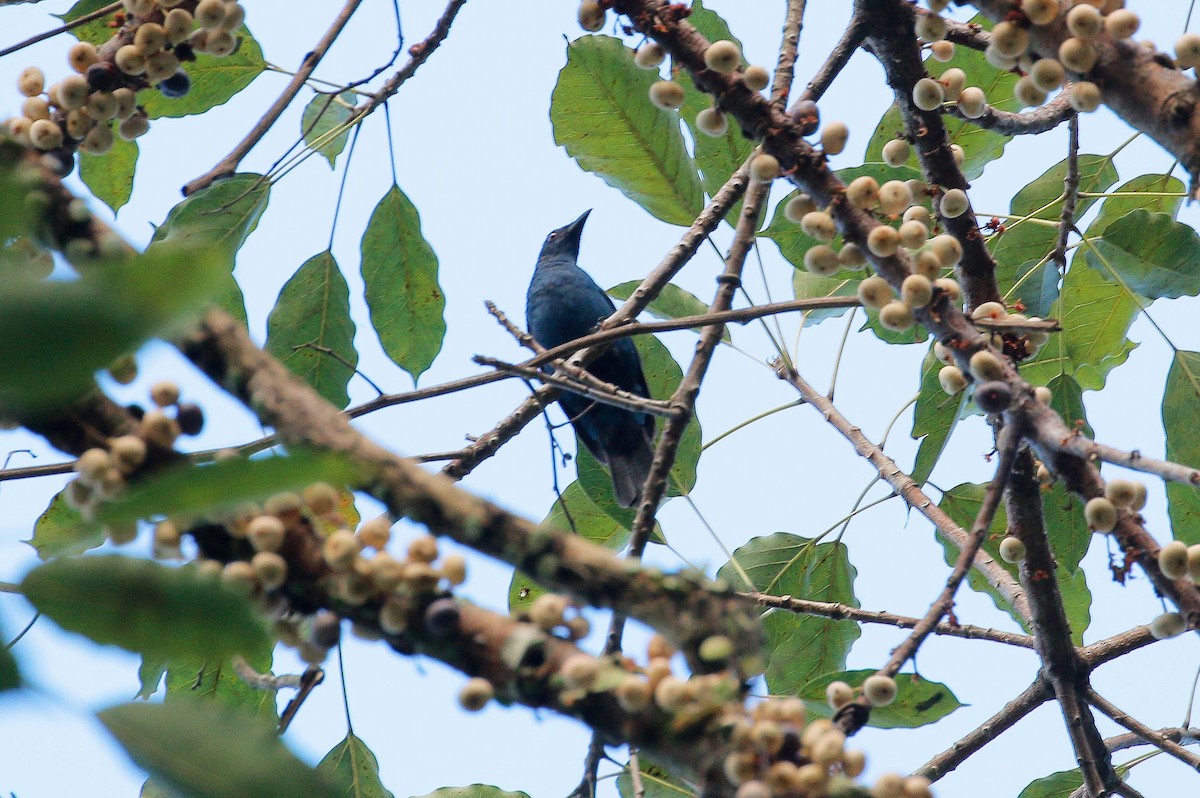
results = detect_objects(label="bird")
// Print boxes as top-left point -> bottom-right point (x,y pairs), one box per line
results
526,210 -> 656,508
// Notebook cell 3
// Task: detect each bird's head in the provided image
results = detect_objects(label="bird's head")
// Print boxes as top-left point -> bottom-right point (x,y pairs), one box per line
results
538,209 -> 591,262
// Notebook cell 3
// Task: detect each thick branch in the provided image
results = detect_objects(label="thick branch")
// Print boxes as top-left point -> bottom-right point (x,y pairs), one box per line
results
1086,689 -> 1200,773
775,364 -> 1031,622
1006,449 -> 1120,797
948,90 -> 1075,136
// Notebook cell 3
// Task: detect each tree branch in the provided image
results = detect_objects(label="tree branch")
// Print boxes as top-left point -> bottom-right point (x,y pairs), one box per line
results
181,0 -> 367,195
1086,689 -> 1200,773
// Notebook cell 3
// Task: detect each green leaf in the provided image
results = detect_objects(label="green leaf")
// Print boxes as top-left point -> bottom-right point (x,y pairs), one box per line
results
1088,209 -> 1200,299
678,0 -> 753,223
148,173 -> 271,328
937,483 -> 1090,641
412,788 -> 530,798
992,154 -> 1119,313
1091,174 -> 1186,226
911,348 -> 970,485
717,533 -> 859,696
302,92 -> 356,168
143,30 -> 267,119
865,16 -> 1019,180
1018,764 -> 1129,798
575,334 -> 701,515
25,488 -> 106,560
0,620 -> 19,692
801,670 -> 963,729
608,280 -> 731,343
1019,248 -> 1139,392
80,136 -> 137,214
265,250 -> 358,408
1163,351 -> 1200,545
0,245 -> 226,414
552,35 -> 705,225
99,701 -> 336,798
508,481 -> 635,613
317,733 -> 395,798
137,655 -> 168,700
97,450 -> 362,525
0,235 -> 54,280
1046,374 -> 1093,440
22,555 -> 269,661
165,644 -> 278,720
57,1 -> 116,45
360,184 -> 445,384
616,755 -> 694,798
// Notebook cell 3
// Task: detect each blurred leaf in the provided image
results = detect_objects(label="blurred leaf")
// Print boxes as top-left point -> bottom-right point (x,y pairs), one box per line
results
1019,248 -> 1139,392
718,533 -> 859,696
302,92 -> 356,168
144,29 -> 267,119
148,173 -> 271,328
0,235 -> 54,280
864,16 -> 1018,179
552,35 -> 704,225
99,701 -> 335,798
992,154 -> 1118,314
165,643 -> 277,720
137,655 -> 168,700
509,481 -> 639,613
0,246 -> 225,415
575,335 -> 701,515
1163,351 -> 1200,545
800,670 -> 963,729
266,250 -> 357,408
616,754 -> 694,798
26,488 -> 106,560
0,620 -> 18,692
22,555 -> 269,661
1088,210 -> 1200,299
937,483 -> 1090,641
608,281 -> 731,343
360,184 -> 445,384
678,0 -> 753,223
80,137 -> 138,214
413,788 -> 530,798
317,733 -> 395,798
98,449 -> 362,525
911,348 -> 969,485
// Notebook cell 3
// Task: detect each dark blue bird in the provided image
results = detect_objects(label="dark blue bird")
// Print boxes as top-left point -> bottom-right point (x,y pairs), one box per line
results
526,210 -> 655,508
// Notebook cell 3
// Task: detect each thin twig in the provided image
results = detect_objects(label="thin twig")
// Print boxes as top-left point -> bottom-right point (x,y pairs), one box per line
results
472,356 -> 677,418
747,592 -> 1035,648
182,0 -> 367,195
1087,689 -> 1200,772
771,0 -> 806,106
797,12 -> 865,103
918,677 -> 1052,781
1052,113 -> 1081,272
0,2 -> 120,60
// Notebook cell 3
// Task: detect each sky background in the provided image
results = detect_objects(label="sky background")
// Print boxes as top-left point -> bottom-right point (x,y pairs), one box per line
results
2,1 -> 1200,796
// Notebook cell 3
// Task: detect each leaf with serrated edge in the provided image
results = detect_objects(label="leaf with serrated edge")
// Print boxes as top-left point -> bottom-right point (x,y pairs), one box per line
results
552,35 -> 704,225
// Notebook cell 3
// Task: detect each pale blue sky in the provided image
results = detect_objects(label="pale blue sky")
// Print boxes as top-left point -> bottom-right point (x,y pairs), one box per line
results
2,2 -> 1199,796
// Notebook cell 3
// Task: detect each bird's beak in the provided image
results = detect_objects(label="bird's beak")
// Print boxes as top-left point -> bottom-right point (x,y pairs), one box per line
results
564,209 -> 591,248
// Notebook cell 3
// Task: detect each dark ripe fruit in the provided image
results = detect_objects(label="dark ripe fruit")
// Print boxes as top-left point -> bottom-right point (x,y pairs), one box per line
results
176,402 -> 204,435
974,381 -> 1013,413
310,609 -> 342,649
174,42 -> 196,62
157,70 -> 191,98
791,99 -> 820,135
424,597 -> 461,637
86,62 -> 119,92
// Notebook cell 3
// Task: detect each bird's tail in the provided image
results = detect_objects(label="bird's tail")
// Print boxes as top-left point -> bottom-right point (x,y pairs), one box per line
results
609,439 -> 655,509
